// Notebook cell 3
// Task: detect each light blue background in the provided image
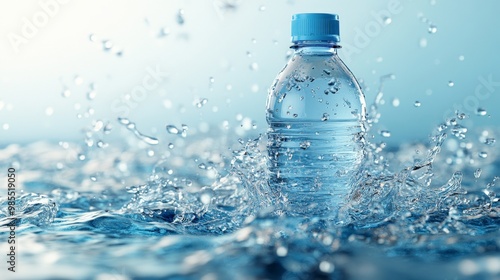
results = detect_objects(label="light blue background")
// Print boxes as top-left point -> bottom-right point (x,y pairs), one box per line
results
0,0 -> 499,145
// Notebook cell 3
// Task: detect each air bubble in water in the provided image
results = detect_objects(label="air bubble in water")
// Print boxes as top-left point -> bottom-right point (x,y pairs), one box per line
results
479,151 -> 488,159
168,143 -> 174,149
476,108 -> 487,116
448,81 -> 454,87
474,168 -> 482,179
166,125 -> 179,134
414,101 -> 421,107
321,113 -> 329,121
428,25 -> 438,34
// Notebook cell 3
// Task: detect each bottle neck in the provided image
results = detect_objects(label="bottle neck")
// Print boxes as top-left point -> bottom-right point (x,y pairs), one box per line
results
291,41 -> 340,55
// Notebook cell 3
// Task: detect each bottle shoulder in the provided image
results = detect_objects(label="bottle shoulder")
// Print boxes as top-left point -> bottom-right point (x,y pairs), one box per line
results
266,53 -> 366,122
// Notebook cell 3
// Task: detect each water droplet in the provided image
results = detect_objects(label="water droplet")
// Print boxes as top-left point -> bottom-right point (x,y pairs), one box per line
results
321,113 -> 329,121
45,107 -> 54,116
195,98 -> 208,108
448,81 -> 454,87
90,175 -> 97,182
96,140 -> 106,148
61,89 -> 71,98
87,90 -> 97,100
383,17 -> 392,25
276,246 -> 288,257
168,143 -> 174,149
428,24 -> 438,34
484,138 -> 496,146
2,123 -> 9,130
78,154 -> 86,161
476,108 -> 487,116
380,130 -> 391,138
198,163 -> 206,169
259,5 -> 266,11
474,168 -> 482,179
166,125 -> 179,134
102,40 -> 113,51
117,117 -> 130,126
414,101 -> 421,107
118,117 -> 159,145
479,151 -> 488,159
74,76 -> 83,86
89,33 -> 96,42
323,69 -> 331,75
392,98 -> 400,107
249,62 -> 259,71
251,38 -> 257,44
451,125 -> 468,139
459,55 -> 465,61
419,38 -> 428,48
293,114 -> 298,118
176,9 -> 185,25
299,141 -> 311,150
319,261 -> 335,273
251,84 -> 259,92
158,27 -> 170,37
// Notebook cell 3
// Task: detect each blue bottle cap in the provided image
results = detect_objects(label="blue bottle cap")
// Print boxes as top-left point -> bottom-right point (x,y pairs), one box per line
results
291,13 -> 340,43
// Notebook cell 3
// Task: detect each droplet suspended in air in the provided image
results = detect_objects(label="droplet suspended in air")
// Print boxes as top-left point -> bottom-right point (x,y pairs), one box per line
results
379,130 -> 391,138
61,89 -> 71,98
249,62 -> 259,71
476,108 -> 487,116
166,125 -> 180,134
74,76 -> 83,86
176,9 -> 185,25
102,40 -> 113,51
321,113 -> 329,121
484,138 -> 496,146
419,38 -> 428,48
428,24 -> 438,34
474,168 -> 482,179
45,107 -> 54,116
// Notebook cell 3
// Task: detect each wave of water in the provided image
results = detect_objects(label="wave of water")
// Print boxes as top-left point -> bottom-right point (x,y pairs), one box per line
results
1,96 -> 500,279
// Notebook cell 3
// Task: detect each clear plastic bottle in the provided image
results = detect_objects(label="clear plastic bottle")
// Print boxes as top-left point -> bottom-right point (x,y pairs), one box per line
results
266,13 -> 367,218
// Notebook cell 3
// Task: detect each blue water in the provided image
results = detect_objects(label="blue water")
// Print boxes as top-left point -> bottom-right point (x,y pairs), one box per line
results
1,94 -> 499,279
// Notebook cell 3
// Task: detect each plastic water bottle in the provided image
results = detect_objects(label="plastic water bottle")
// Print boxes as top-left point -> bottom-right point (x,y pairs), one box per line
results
266,13 -> 367,218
